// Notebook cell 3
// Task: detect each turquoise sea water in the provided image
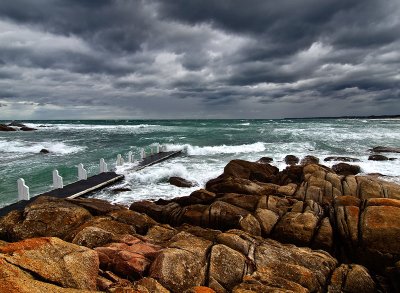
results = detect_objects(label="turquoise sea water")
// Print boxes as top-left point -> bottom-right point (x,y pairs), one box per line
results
1,119 -> 400,207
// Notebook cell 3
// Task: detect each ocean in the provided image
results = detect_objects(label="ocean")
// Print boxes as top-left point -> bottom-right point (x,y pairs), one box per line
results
1,119 -> 399,208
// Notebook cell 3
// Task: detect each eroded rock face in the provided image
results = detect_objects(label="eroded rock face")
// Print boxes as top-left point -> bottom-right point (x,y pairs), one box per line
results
328,264 -> 376,293
96,236 -> 162,279
0,237 -> 99,290
66,216 -> 136,242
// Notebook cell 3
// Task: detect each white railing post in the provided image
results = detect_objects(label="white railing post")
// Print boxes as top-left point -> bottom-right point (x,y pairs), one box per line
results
116,154 -> 124,166
140,148 -> 146,160
17,178 -> 30,201
100,158 -> 108,173
78,163 -> 88,180
52,169 -> 63,189
128,151 -> 134,163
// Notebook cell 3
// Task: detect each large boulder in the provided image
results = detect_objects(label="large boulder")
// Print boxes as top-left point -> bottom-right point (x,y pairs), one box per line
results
208,244 -> 251,292
217,230 -> 337,291
359,198 -> 400,269
202,201 -> 250,230
254,208 -> 279,236
0,237 -> 99,290
223,159 -> 278,181
328,264 -> 376,293
272,211 -> 320,246
9,197 -> 92,241
133,277 -> 170,293
254,238 -> 338,291
71,227 -> 114,248
66,216 -> 136,242
67,198 -> 124,216
108,209 -> 157,234
284,155 -> 299,165
206,176 -> 275,195
300,155 -> 319,165
150,232 -> 212,292
332,163 -> 361,176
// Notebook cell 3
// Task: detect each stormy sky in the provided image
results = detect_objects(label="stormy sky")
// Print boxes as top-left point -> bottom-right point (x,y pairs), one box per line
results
0,0 -> 399,119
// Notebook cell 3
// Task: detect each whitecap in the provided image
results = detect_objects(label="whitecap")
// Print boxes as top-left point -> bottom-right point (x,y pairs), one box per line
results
164,142 -> 266,156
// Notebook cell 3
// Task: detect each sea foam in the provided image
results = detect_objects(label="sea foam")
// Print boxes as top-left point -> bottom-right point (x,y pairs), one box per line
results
0,139 -> 86,155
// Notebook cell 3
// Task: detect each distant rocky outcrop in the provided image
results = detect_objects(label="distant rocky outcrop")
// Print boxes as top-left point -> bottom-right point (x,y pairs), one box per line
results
0,124 -> 16,131
7,121 -> 26,127
20,126 -> 37,131
0,121 -> 37,131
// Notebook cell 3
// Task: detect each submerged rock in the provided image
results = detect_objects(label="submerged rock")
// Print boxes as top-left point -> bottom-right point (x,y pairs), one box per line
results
39,148 -> 50,154
368,154 -> 391,161
300,155 -> 320,165
370,146 -> 400,153
256,156 -> 273,164
110,187 -> 132,193
284,155 -> 299,165
332,163 -> 361,176
169,176 -> 196,188
20,126 -> 37,131
324,156 -> 361,162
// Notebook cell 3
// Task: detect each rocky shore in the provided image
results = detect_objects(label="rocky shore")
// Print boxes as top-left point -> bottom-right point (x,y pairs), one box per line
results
1,156 -> 400,292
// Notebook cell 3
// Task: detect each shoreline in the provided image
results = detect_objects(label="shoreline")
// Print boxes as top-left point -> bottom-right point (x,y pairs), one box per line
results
1,156 -> 400,292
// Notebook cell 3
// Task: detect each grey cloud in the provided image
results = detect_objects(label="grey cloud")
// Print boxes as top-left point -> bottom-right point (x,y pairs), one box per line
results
0,0 -> 399,119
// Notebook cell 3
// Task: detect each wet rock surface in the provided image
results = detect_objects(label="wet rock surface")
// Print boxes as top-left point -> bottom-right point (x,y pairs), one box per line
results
1,158 -> 400,292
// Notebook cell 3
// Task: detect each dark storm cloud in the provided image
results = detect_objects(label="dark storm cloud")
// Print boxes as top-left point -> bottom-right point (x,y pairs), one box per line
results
0,0 -> 399,119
